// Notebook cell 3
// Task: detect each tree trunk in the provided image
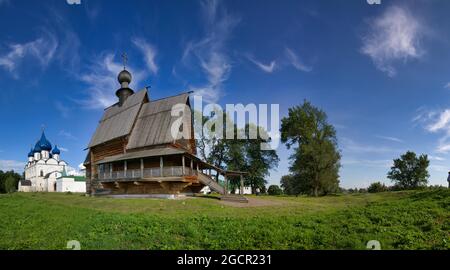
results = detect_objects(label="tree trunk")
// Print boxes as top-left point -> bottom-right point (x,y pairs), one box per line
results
313,173 -> 319,197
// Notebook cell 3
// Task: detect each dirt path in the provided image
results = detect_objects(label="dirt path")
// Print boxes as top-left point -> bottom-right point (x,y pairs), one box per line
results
219,197 -> 285,208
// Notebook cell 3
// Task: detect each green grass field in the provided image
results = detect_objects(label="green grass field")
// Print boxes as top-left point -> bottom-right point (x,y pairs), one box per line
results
0,189 -> 448,250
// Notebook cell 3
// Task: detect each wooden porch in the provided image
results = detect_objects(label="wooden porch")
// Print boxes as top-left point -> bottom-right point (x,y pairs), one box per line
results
92,150 -> 248,201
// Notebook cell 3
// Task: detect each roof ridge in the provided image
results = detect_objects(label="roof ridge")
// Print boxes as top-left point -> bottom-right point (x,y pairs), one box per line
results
100,102 -> 142,122
149,91 -> 191,103
103,88 -> 148,111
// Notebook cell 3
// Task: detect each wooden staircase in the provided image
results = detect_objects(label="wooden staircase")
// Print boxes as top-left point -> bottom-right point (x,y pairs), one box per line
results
197,173 -> 248,203
197,172 -> 225,194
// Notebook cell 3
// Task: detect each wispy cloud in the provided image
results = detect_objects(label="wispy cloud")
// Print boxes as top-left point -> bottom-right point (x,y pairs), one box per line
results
429,155 -> 445,161
0,9 -> 80,79
55,101 -> 70,118
341,137 -> 402,154
246,55 -> 277,73
59,147 -> 69,152
0,31 -> 58,78
429,164 -> 450,174
285,47 -> 312,72
182,0 -> 240,103
341,158 -> 391,168
59,130 -> 77,141
0,160 -> 26,172
84,0 -> 101,21
375,135 -> 404,143
0,0 -> 10,6
66,165 -> 84,176
78,53 -> 146,109
361,6 -> 425,77
413,108 -> 450,153
132,37 -> 158,74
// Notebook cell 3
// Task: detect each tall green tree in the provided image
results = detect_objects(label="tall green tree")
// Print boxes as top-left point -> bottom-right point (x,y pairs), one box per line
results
280,174 -> 295,195
4,176 -> 17,193
196,111 -> 279,193
387,151 -> 429,189
281,101 -> 341,196
267,185 -> 283,195
0,170 -> 21,194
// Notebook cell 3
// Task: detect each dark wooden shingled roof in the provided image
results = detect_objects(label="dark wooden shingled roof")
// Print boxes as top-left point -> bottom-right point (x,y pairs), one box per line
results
88,89 -> 148,148
126,93 -> 191,150
88,90 -> 191,151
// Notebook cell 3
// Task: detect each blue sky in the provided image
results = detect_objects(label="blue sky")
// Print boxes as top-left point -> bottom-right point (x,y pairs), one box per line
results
1,0 -> 450,188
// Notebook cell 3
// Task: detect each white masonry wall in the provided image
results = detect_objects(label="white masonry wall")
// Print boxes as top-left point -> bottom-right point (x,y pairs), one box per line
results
56,177 -> 86,193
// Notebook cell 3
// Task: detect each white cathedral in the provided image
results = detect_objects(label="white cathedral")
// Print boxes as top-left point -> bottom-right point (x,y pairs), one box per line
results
18,131 -> 85,193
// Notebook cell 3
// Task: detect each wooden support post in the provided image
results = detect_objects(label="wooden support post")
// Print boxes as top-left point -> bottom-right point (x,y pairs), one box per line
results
140,158 -> 144,178
240,174 -> 244,195
110,163 -> 113,179
224,174 -> 228,194
124,160 -> 127,178
190,159 -> 193,174
182,155 -> 186,175
160,156 -> 164,177
196,163 -> 199,175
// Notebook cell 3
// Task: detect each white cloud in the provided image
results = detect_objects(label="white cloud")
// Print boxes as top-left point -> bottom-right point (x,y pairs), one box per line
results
0,31 -> 58,78
436,137 -> 450,153
78,53 -> 146,109
66,166 -> 84,177
55,101 -> 70,118
341,158 -> 391,168
0,160 -> 26,172
0,10 -> 80,78
361,6 -> 425,77
341,137 -> 401,154
59,130 -> 77,141
427,109 -> 450,132
247,55 -> 277,73
285,47 -> 312,72
429,155 -> 445,161
182,0 -> 239,103
413,108 -> 450,153
59,147 -> 69,152
132,38 -> 158,74
375,135 -> 404,143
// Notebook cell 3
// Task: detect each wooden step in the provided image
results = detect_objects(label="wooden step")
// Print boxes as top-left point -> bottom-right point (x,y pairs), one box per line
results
220,195 -> 249,203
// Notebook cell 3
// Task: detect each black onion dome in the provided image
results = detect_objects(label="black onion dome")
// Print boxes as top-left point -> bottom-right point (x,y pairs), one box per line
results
118,69 -> 132,84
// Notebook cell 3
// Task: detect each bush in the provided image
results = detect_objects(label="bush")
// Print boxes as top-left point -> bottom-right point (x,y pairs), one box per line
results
368,182 -> 388,193
4,176 -> 17,193
267,185 -> 283,196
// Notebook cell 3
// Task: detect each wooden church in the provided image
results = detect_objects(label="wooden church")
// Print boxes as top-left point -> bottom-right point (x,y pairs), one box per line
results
84,62 -> 246,200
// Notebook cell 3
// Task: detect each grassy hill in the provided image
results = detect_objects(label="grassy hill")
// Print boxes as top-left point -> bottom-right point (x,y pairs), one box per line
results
0,189 -> 448,250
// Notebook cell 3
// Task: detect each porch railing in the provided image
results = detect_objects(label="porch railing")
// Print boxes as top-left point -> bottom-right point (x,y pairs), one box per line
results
98,166 -> 197,181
